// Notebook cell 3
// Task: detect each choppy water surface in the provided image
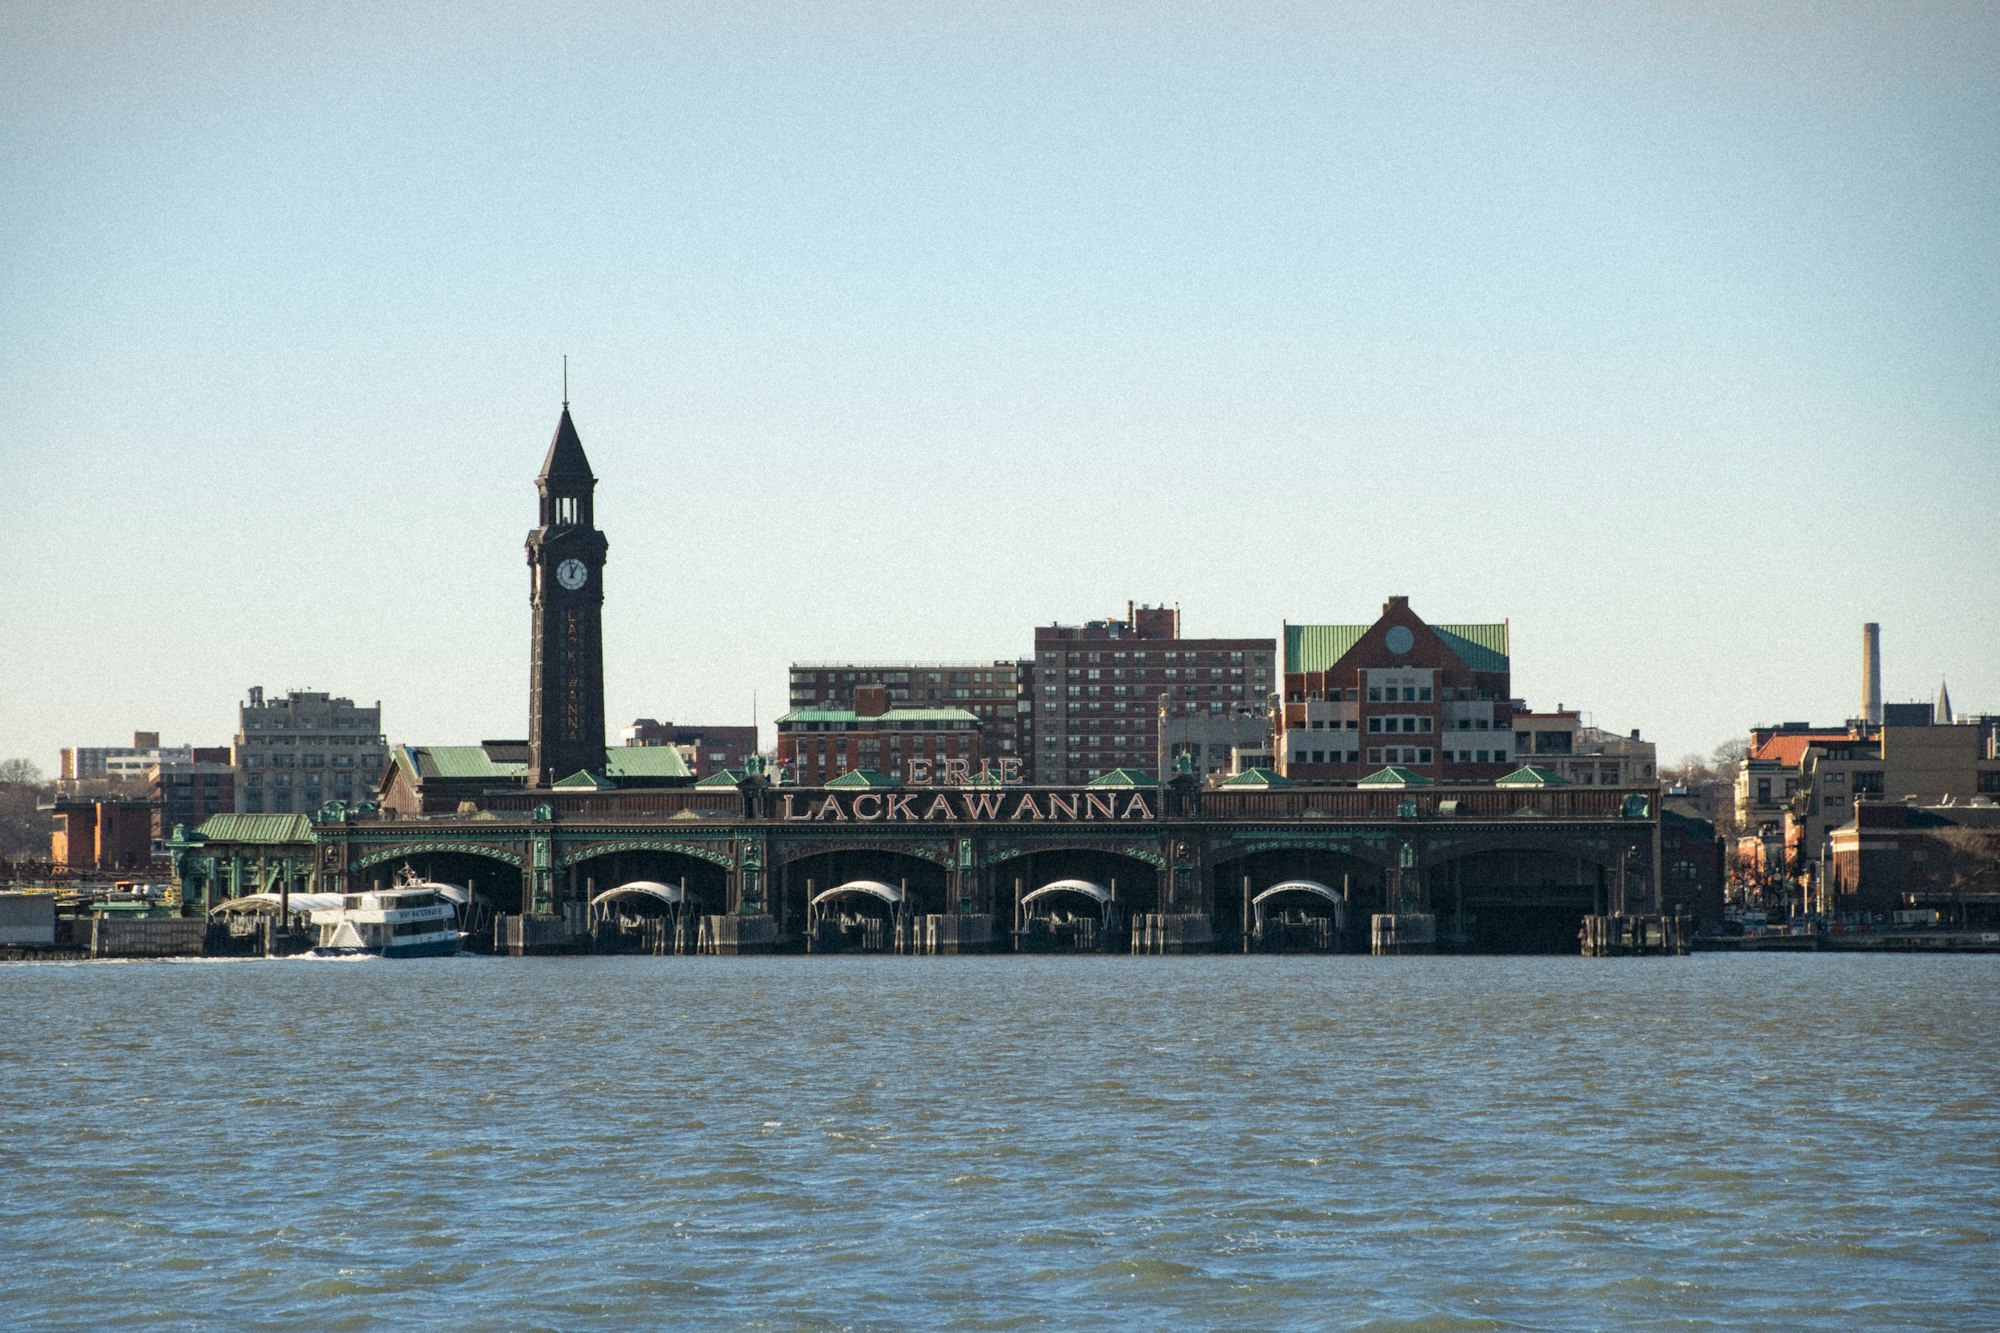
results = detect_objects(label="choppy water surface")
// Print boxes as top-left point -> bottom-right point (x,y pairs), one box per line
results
2,955 -> 1995,1331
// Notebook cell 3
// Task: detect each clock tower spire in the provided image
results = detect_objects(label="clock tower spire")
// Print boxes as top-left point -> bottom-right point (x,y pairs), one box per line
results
527,404 -> 609,787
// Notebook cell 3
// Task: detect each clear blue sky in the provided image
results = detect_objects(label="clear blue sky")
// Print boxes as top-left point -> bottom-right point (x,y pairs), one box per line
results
3,2 -> 1996,773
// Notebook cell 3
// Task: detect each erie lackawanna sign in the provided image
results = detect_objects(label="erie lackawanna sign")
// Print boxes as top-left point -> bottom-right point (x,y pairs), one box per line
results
781,789 -> 1158,823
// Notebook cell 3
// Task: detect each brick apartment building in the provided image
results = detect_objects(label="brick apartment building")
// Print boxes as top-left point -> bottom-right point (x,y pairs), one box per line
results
150,748 -> 235,838
1029,603 -> 1274,785
788,662 -> 1024,762
1278,596 -> 1516,782
775,686 -> 982,783
620,719 -> 758,781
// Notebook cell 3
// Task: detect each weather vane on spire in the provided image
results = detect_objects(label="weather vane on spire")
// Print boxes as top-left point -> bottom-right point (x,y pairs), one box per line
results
562,354 -> 569,409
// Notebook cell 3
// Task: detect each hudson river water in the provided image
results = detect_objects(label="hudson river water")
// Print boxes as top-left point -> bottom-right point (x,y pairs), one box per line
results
3,955 -> 1996,1331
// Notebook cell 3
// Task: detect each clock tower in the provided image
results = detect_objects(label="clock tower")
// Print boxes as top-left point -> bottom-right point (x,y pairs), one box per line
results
527,404 -> 609,787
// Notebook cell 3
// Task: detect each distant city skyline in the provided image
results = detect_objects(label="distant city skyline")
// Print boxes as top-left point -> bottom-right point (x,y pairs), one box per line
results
4,4 -> 1996,773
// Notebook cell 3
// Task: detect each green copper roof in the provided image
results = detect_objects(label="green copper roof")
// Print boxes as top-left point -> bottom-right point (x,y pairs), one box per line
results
553,769 -> 617,789
1496,764 -> 1570,787
1356,766 -> 1434,788
1219,767 -> 1296,788
194,813 -> 314,844
776,708 -> 980,727
399,745 -> 528,782
1285,625 -> 1369,675
693,769 -> 748,787
1285,621 -> 1510,674
824,768 -> 901,788
1087,768 -> 1157,787
1432,625 -> 1510,674
603,747 -> 691,779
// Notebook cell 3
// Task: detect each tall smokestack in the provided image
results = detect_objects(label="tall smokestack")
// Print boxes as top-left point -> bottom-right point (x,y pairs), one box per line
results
1862,623 -> 1882,726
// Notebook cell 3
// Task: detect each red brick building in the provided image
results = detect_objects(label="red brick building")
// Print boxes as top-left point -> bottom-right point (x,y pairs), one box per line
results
1829,800 -> 2000,922
776,687 -> 982,784
1028,603 -> 1274,785
47,797 -> 156,870
150,748 -> 235,838
788,662 -> 1023,762
1279,596 -> 1516,783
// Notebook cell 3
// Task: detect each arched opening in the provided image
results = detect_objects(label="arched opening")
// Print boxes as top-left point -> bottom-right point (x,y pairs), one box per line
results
1430,847 -> 1613,953
992,848 -> 1159,952
587,880 -> 695,954
1249,881 -> 1345,953
806,879 -> 909,953
563,847 -> 729,953
1016,878 -> 1114,953
1208,848 -> 1383,951
783,848 -> 948,953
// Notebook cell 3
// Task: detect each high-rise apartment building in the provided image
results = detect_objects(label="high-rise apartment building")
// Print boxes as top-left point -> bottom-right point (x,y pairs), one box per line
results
1029,603 -> 1275,785
233,687 -> 388,814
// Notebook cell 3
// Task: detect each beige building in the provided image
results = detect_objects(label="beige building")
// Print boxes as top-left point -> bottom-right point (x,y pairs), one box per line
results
233,687 -> 388,815
1509,710 -> 1657,786
1738,709 -> 2000,895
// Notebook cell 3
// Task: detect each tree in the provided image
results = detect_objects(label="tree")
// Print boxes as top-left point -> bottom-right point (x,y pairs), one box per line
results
0,759 -> 55,862
0,757 -> 44,786
1929,827 -> 2000,926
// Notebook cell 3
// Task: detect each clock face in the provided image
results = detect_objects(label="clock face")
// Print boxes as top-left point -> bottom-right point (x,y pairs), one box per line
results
555,558 -> 588,591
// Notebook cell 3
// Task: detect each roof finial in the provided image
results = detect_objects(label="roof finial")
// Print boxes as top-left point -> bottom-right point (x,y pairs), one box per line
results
562,354 -> 569,409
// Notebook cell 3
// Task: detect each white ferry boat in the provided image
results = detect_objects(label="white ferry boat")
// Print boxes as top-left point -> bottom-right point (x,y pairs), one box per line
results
309,870 -> 463,958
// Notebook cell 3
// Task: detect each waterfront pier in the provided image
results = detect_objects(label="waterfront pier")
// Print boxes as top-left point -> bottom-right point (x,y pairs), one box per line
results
239,765 -> 1670,956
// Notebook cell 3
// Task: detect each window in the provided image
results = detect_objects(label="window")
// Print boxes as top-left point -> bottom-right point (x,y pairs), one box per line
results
1419,749 -> 1432,764
1418,686 -> 1432,702
1368,687 -> 1382,703
1368,717 -> 1382,733
1402,687 -> 1416,702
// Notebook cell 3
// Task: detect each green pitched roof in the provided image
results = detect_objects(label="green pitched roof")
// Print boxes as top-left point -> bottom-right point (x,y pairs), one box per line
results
1357,766 -> 1434,788
1285,620 -> 1510,674
1496,764 -> 1570,787
694,768 -> 748,787
824,768 -> 900,788
1285,625 -> 1369,675
194,813 -> 314,844
1088,768 -> 1157,787
398,745 -> 528,782
1219,767 -> 1296,788
777,707 -> 980,726
396,743 -> 690,788
553,769 -> 617,789
604,747 -> 691,780
1432,624 -> 1510,674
